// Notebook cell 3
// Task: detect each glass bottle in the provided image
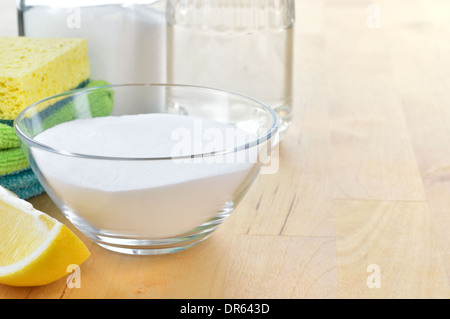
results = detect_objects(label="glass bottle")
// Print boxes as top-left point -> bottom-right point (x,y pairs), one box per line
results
166,0 -> 295,138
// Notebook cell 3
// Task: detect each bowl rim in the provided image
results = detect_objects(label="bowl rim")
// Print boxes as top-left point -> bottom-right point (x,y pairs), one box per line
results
14,83 -> 280,161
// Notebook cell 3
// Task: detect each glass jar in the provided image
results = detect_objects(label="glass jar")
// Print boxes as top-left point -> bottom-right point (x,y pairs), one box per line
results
17,0 -> 167,86
166,0 -> 295,137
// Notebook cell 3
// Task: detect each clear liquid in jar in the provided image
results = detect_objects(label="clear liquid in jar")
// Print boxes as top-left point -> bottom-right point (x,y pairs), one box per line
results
167,0 -> 295,138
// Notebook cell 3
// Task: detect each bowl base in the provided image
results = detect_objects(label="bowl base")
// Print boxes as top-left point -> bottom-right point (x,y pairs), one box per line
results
75,207 -> 233,255
90,230 -> 216,255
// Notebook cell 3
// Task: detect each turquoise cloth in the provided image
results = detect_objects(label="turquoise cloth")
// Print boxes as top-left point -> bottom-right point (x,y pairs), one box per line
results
0,168 -> 44,199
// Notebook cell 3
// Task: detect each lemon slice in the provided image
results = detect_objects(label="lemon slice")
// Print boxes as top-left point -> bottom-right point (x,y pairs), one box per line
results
0,186 -> 90,287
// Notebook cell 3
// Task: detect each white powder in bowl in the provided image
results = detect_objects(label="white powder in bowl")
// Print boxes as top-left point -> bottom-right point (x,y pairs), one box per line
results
33,114 -> 258,238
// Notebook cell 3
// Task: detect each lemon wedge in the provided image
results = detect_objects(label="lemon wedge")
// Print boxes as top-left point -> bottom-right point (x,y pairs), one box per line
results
0,186 -> 90,287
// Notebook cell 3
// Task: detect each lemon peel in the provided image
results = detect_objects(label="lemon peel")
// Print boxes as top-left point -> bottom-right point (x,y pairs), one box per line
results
0,186 -> 90,286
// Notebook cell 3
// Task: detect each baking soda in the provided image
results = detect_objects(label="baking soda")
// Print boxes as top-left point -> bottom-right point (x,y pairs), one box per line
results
33,114 -> 257,238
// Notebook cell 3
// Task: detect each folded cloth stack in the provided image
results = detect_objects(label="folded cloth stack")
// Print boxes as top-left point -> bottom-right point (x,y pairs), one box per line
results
0,79 -> 113,199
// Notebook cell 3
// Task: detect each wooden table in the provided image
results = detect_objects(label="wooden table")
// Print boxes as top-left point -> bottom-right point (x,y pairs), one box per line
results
1,0 -> 450,299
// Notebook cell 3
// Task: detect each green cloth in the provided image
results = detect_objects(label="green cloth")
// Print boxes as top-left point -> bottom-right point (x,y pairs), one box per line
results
0,148 -> 29,175
0,123 -> 27,175
0,123 -> 20,149
40,79 -> 114,130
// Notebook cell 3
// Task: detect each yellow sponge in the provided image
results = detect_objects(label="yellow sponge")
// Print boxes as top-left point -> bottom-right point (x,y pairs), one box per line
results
0,37 -> 90,120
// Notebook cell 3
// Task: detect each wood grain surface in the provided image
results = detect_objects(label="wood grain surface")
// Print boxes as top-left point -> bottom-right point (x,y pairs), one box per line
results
1,0 -> 450,299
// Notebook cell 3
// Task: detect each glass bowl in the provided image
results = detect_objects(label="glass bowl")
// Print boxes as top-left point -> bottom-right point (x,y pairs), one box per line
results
14,84 -> 279,255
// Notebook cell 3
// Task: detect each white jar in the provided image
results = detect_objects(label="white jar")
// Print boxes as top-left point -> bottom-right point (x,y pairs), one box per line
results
18,0 -> 167,86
